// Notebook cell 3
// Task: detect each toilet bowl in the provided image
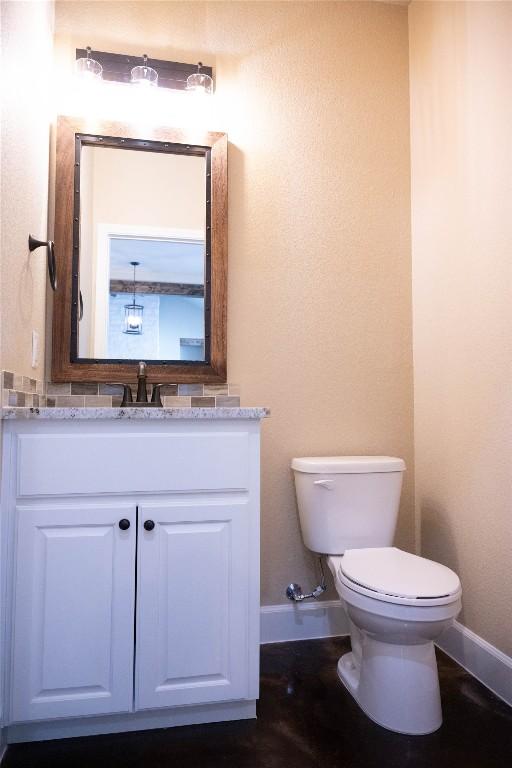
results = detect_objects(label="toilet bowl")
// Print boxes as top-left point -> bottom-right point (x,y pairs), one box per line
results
328,548 -> 461,734
291,455 -> 462,735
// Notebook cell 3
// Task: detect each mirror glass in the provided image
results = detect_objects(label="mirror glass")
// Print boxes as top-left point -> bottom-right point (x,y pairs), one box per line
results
77,144 -> 206,361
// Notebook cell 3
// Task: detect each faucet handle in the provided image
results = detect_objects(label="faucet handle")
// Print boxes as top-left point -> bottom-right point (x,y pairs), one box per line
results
109,383 -> 133,407
151,383 -> 164,407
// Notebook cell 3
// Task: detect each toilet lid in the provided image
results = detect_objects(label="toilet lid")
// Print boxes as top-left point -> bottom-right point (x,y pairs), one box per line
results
340,547 -> 461,600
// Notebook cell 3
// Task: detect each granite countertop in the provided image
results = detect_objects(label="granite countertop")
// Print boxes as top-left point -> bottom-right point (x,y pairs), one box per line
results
1,406 -> 270,420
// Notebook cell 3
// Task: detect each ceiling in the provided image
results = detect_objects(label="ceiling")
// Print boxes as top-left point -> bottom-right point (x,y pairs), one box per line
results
109,237 -> 205,286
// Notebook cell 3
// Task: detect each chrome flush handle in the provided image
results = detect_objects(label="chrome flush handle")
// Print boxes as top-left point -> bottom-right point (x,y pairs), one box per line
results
313,479 -> 334,490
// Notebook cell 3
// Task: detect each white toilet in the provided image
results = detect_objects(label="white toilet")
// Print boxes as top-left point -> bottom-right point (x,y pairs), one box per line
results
292,456 -> 462,735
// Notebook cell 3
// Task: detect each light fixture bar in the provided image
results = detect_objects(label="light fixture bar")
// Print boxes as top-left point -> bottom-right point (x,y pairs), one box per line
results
75,49 -> 213,92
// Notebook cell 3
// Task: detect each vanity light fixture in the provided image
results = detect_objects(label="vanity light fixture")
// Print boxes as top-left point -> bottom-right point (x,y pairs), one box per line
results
75,46 -> 103,82
123,261 -> 144,335
186,61 -> 213,95
75,50 -> 213,93
130,54 -> 158,87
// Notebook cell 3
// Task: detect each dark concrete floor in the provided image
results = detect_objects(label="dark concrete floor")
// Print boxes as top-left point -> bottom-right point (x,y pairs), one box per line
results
5,637 -> 512,768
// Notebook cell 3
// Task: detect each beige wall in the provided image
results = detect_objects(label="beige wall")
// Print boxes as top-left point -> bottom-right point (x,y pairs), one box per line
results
0,0 -> 54,379
409,1 -> 512,655
85,148 -> 205,234
54,0 -> 414,604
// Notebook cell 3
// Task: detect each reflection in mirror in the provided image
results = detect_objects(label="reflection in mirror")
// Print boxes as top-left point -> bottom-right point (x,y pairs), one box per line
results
78,145 -> 206,362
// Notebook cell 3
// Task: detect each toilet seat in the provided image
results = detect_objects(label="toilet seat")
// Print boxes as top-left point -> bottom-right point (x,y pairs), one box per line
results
332,547 -> 461,607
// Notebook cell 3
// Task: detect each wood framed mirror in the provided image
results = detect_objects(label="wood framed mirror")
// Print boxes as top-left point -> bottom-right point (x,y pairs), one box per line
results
52,116 -> 227,383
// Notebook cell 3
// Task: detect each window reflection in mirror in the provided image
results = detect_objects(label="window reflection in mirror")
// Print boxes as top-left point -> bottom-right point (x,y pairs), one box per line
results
77,145 -> 206,362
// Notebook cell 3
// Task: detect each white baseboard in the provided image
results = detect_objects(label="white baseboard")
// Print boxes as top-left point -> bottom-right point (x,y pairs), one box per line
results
260,599 -> 349,644
436,620 -> 512,707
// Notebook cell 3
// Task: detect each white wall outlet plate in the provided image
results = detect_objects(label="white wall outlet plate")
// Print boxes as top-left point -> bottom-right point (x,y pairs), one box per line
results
31,330 -> 39,369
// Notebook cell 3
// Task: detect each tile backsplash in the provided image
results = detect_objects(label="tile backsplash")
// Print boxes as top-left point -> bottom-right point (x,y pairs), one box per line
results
2,371 -> 241,409
1,372 -> 46,408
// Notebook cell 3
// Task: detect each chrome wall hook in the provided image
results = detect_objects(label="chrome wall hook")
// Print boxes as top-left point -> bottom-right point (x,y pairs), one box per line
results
28,235 -> 57,291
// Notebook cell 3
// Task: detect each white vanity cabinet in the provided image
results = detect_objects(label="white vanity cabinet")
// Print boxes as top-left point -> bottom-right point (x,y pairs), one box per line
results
0,413 -> 264,742
12,502 -> 137,722
136,499 -> 251,710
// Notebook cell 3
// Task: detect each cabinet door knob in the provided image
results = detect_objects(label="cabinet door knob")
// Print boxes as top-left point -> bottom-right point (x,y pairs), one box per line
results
119,518 -> 130,531
144,520 -> 155,531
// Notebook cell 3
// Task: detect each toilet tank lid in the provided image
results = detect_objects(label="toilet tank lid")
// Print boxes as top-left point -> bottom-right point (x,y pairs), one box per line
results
291,456 -> 406,474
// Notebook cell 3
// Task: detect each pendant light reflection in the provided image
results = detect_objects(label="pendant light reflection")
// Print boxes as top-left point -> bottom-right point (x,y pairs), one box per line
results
131,54 -> 158,87
186,62 -> 213,96
75,46 -> 103,82
123,261 -> 144,335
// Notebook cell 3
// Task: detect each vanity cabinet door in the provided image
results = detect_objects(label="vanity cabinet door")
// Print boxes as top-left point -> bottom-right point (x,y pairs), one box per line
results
11,503 -> 136,723
136,499 -> 250,710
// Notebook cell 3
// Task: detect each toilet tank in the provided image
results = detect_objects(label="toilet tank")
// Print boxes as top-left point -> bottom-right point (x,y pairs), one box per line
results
292,456 -> 406,555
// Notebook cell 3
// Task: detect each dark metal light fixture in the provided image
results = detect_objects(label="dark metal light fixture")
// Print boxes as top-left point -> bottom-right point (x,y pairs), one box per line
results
123,261 -> 144,335
75,49 -> 213,92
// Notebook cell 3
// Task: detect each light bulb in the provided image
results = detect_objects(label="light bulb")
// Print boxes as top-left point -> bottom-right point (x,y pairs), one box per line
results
131,55 -> 158,87
186,62 -> 213,96
75,47 -> 102,82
